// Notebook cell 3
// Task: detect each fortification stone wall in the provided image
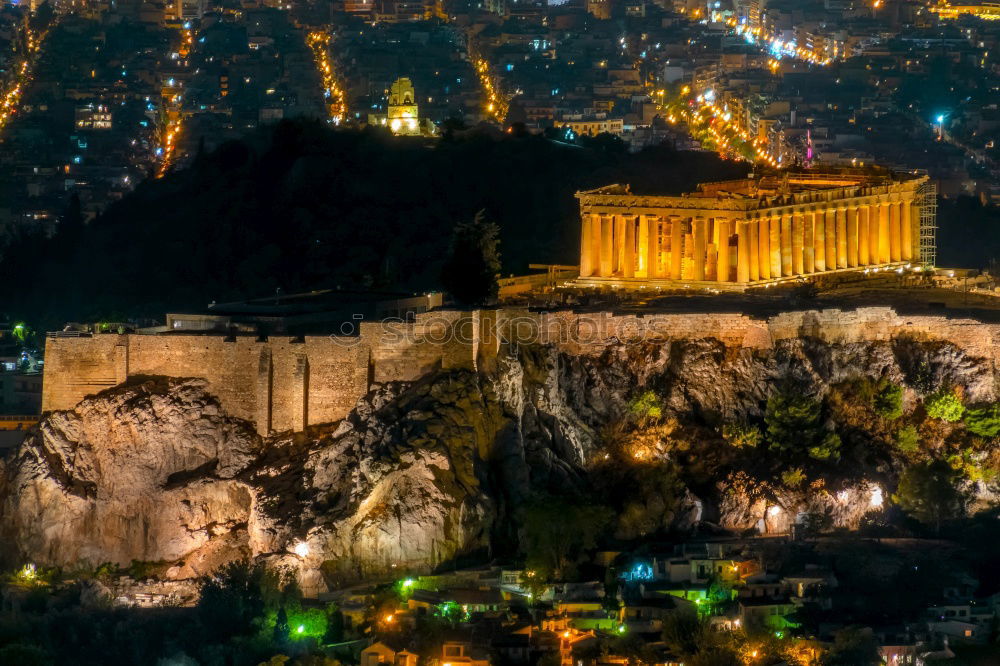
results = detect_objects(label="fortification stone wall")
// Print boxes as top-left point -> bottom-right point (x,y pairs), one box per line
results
42,307 -> 1000,434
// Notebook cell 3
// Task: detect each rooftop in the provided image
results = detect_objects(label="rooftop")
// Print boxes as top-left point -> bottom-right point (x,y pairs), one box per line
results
577,168 -> 929,212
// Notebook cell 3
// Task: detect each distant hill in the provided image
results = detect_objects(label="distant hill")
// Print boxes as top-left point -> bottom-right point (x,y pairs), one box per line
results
0,120 -> 748,330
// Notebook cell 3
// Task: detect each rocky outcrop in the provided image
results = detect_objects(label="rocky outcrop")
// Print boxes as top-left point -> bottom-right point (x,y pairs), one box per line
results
1,326 -> 996,589
1,377 -> 260,571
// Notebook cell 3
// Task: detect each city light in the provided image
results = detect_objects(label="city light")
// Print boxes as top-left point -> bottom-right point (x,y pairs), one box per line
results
473,55 -> 508,122
728,20 -> 834,66
306,31 -> 347,124
0,20 -> 55,134
156,24 -> 194,178
650,10 -> 851,167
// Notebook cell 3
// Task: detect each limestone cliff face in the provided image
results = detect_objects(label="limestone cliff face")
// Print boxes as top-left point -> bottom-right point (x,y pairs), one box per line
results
1,327 -> 995,587
1,378 -> 260,570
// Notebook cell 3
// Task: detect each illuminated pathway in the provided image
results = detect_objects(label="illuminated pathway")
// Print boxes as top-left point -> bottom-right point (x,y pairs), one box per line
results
156,23 -> 194,178
0,19 -> 56,135
306,30 -> 347,124
469,40 -> 508,123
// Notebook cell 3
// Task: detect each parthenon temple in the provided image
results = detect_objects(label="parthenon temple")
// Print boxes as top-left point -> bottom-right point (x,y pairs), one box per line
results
574,171 -> 936,290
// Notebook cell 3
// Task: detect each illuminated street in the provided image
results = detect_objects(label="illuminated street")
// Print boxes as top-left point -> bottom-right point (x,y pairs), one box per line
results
0,17 -> 54,134
306,30 -> 347,124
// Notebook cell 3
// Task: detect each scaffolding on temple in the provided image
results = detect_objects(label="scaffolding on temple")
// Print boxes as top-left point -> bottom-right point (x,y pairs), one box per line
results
917,178 -> 938,267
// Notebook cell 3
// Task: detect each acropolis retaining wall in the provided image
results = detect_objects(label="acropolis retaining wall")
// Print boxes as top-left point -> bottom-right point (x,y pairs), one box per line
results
41,307 -> 1000,435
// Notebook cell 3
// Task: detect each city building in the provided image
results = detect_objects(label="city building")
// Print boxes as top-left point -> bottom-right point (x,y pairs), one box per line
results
554,117 -> 624,137
388,77 -> 421,136
369,77 -> 436,136
74,104 -> 113,131
574,170 -> 936,290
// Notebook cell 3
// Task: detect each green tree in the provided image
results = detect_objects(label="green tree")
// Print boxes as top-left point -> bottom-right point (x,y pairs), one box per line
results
873,381 -> 904,420
615,462 -> 686,539
273,606 -> 290,644
925,388 -> 965,422
660,610 -> 707,657
197,560 -> 288,638
603,566 -> 619,610
894,425 -> 920,454
800,509 -> 834,537
521,496 -> 613,580
808,432 -> 843,462
822,626 -> 881,665
964,403 -> 1000,437
440,209 -> 501,306
324,604 -> 345,643
893,460 -> 969,533
765,392 -> 841,461
661,611 -> 736,662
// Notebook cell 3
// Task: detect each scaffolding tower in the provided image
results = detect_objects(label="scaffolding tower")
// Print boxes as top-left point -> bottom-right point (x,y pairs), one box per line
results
917,179 -> 938,267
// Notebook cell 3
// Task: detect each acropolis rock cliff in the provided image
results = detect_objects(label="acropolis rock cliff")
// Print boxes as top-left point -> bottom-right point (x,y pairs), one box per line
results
2,307 -> 999,588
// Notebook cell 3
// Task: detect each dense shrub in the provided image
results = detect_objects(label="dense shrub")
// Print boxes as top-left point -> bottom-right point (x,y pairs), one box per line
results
721,422 -> 762,449
894,425 -> 920,454
893,460 -> 970,532
780,467 -> 806,488
964,403 -> 1000,437
873,381 -> 904,420
765,392 -> 841,461
925,388 -> 965,422
628,390 -> 663,421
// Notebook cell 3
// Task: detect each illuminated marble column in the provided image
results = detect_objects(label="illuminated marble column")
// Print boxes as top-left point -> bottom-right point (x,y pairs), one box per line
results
670,215 -> 683,279
835,206 -> 848,269
580,213 -> 593,277
693,217 -> 707,281
780,212 -> 793,276
858,206 -> 870,266
755,217 -> 769,280
613,215 -> 626,274
825,208 -> 837,270
748,218 -> 760,281
814,208 -> 826,272
803,209 -> 815,274
910,199 -> 922,261
769,215 -> 782,279
878,201 -> 891,264
847,206 -> 859,268
646,216 -> 660,278
900,199 -> 913,262
868,203 -> 880,264
737,220 -> 750,283
792,210 -> 804,275
684,224 -> 696,280
623,216 -> 636,278
889,200 -> 901,262
599,214 -> 613,277
717,219 -> 731,281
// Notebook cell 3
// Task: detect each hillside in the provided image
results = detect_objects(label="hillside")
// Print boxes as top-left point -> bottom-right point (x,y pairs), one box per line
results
0,122 -> 749,330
